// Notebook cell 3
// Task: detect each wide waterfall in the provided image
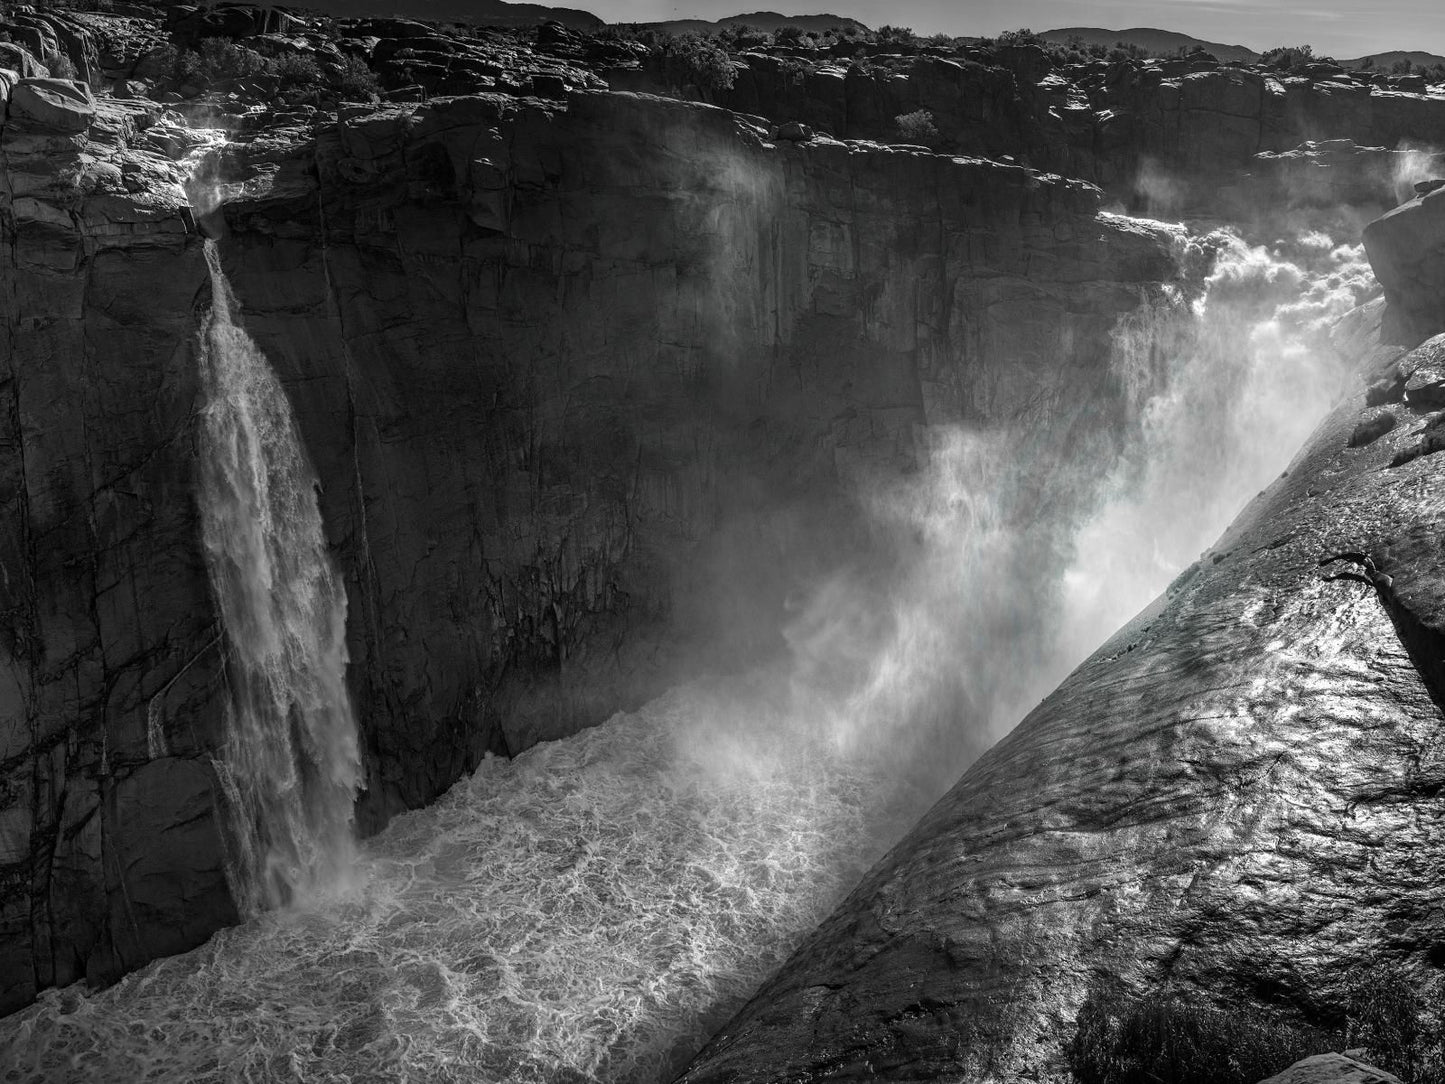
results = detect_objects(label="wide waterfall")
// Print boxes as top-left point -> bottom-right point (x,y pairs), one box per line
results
197,240 -> 363,916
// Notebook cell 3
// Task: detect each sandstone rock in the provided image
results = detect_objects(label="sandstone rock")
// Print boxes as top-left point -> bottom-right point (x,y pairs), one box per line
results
9,76 -> 96,133
1256,1053 -> 1402,1084
1364,186 -> 1445,336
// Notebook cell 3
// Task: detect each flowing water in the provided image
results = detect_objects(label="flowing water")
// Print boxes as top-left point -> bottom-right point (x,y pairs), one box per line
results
197,240 -> 363,916
0,223 -> 1377,1084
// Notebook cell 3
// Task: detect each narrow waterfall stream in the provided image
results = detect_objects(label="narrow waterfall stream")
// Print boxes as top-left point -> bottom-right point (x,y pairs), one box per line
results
197,239 -> 363,916
0,223 -> 1376,1084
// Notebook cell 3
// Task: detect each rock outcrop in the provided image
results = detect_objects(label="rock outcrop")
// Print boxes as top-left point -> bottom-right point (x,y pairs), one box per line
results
0,57 -> 1179,1012
1258,1053 -> 1402,1084
1365,183 -> 1445,339
675,298 -> 1445,1079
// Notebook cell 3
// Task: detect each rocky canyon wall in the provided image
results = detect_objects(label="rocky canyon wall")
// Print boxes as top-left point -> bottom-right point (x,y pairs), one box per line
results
0,62 -> 1175,1009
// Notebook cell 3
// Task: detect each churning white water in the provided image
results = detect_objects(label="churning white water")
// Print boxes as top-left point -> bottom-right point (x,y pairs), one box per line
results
198,240 -> 363,916
0,683 -> 905,1084
0,222 -> 1377,1084
1056,225 -> 1375,668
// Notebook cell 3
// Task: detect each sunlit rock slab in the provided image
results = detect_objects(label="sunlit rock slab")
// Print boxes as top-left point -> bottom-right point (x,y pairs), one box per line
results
678,307 -> 1445,1080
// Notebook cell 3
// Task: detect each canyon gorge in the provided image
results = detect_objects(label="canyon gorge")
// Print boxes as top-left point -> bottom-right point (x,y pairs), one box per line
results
2,3 -> 1445,1081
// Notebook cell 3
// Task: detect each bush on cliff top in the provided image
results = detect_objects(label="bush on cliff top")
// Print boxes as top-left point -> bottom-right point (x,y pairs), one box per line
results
659,34 -> 735,95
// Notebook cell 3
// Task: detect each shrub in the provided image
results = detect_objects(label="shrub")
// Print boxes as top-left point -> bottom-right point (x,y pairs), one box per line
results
1344,963 -> 1445,1083
1261,43 -> 1314,70
998,27 -> 1045,46
1108,42 -> 1150,62
717,22 -> 769,50
42,49 -> 77,79
895,108 -> 939,144
331,53 -> 380,98
176,37 -> 271,84
273,52 -> 321,90
874,24 -> 914,46
774,24 -> 805,46
1066,988 -> 1341,1084
660,34 -> 735,94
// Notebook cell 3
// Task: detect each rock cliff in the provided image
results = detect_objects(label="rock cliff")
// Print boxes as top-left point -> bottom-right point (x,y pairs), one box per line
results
0,5 -> 1184,1013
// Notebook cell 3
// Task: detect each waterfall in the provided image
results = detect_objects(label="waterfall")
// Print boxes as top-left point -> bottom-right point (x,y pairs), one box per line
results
196,239 -> 363,916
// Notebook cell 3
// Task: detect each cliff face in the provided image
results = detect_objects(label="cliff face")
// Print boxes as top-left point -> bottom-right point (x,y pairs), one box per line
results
0,56 -> 1176,1009
677,299 -> 1445,1081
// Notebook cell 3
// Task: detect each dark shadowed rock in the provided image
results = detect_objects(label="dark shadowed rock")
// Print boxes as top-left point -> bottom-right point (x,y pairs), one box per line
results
1346,406 -> 1396,446
1364,187 -> 1445,337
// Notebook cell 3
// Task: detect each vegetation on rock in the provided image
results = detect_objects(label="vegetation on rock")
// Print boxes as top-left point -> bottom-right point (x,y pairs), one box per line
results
1068,969 -> 1445,1084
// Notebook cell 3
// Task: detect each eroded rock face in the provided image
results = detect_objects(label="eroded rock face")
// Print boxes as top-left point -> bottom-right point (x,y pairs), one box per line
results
676,301 -> 1445,1080
1364,185 -> 1445,339
209,88 -> 1179,825
0,82 -> 1177,1011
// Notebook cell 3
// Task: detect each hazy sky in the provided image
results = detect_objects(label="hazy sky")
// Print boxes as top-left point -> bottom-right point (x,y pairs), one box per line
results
584,0 -> 1445,59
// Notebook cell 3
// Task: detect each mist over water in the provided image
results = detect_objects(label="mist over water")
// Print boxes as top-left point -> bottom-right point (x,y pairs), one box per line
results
198,240 -> 363,916
1057,226 -> 1374,669
0,219 -> 1375,1083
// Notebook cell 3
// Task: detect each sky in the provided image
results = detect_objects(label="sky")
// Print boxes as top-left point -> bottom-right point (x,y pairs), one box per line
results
579,0 -> 1445,60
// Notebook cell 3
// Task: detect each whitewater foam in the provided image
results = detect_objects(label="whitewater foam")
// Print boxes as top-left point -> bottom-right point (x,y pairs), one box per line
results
197,240 -> 363,915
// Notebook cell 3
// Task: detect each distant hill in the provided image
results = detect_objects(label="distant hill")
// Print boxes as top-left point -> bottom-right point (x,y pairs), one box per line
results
633,11 -> 867,35
1337,50 -> 1445,71
283,0 -> 605,30
1040,27 -> 1259,63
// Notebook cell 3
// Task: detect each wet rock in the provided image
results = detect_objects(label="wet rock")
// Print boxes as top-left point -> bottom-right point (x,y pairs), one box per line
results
1347,407 -> 1396,447
1389,412 -> 1445,467
1398,333 -> 1445,409
1364,366 -> 1406,406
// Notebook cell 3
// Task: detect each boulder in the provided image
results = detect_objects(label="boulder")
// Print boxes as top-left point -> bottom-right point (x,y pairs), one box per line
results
1364,185 -> 1445,336
1255,1052 -> 1402,1084
9,76 -> 96,133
